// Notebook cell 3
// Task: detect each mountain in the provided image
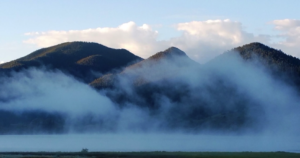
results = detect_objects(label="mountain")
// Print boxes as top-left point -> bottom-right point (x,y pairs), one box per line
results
1,42 -> 300,134
124,46 -> 198,70
140,46 -> 189,61
90,42 -> 300,132
211,42 -> 300,88
0,41 -> 142,82
222,42 -> 300,71
90,47 -> 200,89
92,42 -> 300,91
236,43 -> 300,78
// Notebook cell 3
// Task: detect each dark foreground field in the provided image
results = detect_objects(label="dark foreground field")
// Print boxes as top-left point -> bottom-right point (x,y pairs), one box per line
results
1,152 -> 300,158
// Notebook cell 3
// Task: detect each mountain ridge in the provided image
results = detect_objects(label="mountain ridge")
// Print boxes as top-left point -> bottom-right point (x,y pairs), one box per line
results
0,41 -> 143,82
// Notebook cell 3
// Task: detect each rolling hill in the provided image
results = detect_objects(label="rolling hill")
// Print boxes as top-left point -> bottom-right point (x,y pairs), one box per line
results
0,41 -> 142,82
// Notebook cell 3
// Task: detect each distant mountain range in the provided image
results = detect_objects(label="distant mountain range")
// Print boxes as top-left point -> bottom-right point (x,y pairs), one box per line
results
2,42 -> 299,89
0,41 -> 299,134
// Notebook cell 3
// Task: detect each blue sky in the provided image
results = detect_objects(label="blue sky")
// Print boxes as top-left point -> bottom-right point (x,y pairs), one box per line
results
1,0 -> 300,63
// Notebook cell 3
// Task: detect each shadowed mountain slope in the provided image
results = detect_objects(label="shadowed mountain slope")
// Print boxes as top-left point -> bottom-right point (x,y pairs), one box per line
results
213,42 -> 300,71
0,42 -> 142,82
211,42 -> 300,88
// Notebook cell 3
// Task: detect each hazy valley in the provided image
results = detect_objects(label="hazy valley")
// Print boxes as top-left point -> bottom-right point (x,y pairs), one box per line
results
0,42 -> 300,152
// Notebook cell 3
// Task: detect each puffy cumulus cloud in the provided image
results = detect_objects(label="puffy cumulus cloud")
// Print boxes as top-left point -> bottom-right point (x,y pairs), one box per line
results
271,19 -> 300,57
171,19 -> 270,63
0,61 -> 4,64
176,19 -> 242,43
24,21 -> 167,59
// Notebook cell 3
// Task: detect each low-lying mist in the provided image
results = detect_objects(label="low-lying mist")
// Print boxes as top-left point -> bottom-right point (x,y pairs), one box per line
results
0,51 -> 299,152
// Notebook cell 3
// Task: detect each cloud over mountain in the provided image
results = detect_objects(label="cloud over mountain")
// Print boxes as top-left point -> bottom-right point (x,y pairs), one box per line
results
171,19 -> 270,63
24,22 -> 166,59
23,19 -> 300,63
22,20 -> 269,63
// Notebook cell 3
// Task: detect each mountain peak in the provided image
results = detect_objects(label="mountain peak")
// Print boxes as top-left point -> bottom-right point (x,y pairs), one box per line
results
149,47 -> 187,60
234,42 -> 272,52
244,42 -> 267,47
233,42 -> 288,55
165,46 -> 184,53
231,42 -> 288,59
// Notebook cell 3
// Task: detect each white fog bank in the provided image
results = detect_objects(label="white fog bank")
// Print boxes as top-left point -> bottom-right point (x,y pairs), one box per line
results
0,134 -> 299,152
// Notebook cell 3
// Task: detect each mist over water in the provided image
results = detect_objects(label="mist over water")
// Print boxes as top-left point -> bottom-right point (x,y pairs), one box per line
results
0,51 -> 300,152
0,134 -> 299,152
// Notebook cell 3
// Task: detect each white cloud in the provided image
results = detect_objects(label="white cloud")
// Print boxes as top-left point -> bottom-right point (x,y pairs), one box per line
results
23,20 -> 278,63
24,21 -> 167,59
176,19 -> 241,43
271,19 -> 300,57
0,61 -> 4,64
171,19 -> 270,62
273,19 -> 300,31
